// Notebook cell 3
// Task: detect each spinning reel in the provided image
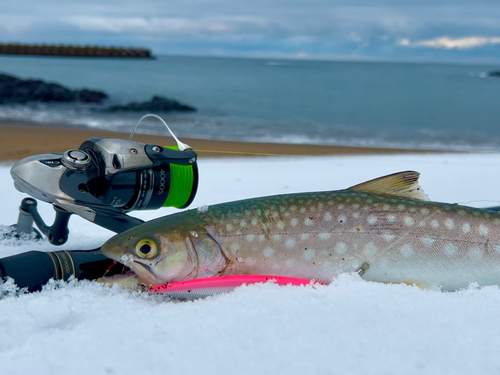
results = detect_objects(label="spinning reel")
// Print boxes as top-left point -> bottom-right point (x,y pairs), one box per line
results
0,115 -> 199,292
9,115 -> 199,245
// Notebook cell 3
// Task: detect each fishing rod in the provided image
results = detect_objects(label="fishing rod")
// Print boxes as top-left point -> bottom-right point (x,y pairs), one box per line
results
0,115 -> 199,291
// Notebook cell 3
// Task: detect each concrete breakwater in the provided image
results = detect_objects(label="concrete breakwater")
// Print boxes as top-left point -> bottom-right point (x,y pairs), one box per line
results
0,43 -> 153,58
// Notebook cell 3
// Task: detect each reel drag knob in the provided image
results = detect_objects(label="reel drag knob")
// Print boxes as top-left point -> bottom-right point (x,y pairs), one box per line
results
62,150 -> 91,170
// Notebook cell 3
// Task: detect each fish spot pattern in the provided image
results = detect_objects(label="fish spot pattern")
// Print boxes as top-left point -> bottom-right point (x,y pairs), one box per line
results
349,258 -> 361,270
421,236 -> 435,247
400,244 -> 414,258
444,219 -> 455,230
335,242 -> 348,254
404,216 -> 415,227
263,247 -> 275,257
479,225 -> 489,236
303,249 -> 316,261
319,232 -> 331,240
363,242 -> 379,257
382,233 -> 395,242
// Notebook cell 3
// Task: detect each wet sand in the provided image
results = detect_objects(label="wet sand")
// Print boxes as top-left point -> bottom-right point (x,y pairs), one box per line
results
0,123 -> 440,161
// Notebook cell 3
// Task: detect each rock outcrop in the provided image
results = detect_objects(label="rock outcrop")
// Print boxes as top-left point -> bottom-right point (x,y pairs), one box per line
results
0,73 -> 108,104
0,74 -> 196,112
107,95 -> 196,112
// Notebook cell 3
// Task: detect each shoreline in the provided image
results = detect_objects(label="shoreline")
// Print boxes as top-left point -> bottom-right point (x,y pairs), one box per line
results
0,122 -> 446,162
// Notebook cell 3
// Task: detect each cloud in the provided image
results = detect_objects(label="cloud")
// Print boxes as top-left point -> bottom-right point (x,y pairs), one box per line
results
0,15 -> 37,33
62,16 -> 236,35
3,1 -> 500,61
400,36 -> 500,49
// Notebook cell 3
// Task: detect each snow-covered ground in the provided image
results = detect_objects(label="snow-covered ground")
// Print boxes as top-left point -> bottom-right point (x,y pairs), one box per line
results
1,153 -> 500,374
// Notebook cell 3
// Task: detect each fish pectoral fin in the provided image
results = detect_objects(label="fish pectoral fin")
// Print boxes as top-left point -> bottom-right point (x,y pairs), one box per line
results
97,273 -> 141,289
348,171 -> 430,201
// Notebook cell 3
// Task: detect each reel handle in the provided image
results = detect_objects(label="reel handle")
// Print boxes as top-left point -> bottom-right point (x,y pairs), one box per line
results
18,198 -> 71,245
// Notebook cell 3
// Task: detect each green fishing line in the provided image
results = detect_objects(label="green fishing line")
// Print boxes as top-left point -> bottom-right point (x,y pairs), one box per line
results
163,146 -> 194,208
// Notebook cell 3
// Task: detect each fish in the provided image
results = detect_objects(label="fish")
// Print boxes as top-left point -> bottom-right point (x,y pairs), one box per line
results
101,171 -> 500,291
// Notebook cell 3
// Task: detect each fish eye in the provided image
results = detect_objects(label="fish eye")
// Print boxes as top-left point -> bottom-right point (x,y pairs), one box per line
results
135,238 -> 158,259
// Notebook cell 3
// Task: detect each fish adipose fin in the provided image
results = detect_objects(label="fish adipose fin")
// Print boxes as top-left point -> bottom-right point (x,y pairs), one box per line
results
348,171 -> 430,201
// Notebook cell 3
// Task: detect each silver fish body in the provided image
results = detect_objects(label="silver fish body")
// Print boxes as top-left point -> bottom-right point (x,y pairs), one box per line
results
101,171 -> 500,291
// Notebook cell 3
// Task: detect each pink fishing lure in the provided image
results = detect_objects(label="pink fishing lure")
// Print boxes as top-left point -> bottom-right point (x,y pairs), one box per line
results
149,275 -> 320,300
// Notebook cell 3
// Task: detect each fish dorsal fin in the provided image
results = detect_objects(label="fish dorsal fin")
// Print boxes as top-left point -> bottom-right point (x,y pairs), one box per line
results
348,171 -> 429,201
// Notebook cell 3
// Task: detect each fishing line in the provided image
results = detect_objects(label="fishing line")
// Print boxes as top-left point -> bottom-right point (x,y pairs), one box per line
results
194,148 -> 445,158
128,116 -> 500,167
195,149 -> 301,157
193,150 -> 475,164
130,114 -> 191,151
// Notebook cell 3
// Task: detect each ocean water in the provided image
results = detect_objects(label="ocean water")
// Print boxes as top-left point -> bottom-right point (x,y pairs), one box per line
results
0,55 -> 499,150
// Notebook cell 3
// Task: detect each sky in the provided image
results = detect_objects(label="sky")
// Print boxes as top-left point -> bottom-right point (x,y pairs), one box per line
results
1,0 -> 500,63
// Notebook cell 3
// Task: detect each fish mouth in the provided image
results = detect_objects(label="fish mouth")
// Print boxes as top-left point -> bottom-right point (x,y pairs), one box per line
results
131,260 -> 161,286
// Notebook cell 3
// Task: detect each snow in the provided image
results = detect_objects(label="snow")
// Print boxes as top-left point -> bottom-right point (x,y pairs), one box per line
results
1,153 -> 500,374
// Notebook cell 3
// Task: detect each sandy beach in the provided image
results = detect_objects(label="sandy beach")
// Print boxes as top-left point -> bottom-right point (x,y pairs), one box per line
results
0,123 -> 440,161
